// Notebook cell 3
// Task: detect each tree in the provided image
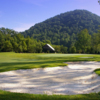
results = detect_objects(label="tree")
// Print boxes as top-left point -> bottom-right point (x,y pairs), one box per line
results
97,44 -> 100,53
75,29 -> 91,53
69,46 -> 76,53
12,42 -> 19,53
54,45 -> 61,53
60,45 -> 67,53
92,27 -> 100,53
35,43 -> 42,53
27,45 -> 36,53
0,32 -> 5,51
4,40 -> 13,52
22,40 -> 27,52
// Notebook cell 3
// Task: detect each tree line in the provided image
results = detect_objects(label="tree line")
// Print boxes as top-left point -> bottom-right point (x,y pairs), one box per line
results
0,27 -> 100,54
69,28 -> 100,54
0,28 -> 68,53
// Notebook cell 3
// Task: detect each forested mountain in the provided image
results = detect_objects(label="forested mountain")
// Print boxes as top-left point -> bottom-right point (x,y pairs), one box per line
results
21,10 -> 100,48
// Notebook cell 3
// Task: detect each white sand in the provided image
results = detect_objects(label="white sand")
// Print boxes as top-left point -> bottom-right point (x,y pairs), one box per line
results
0,61 -> 100,95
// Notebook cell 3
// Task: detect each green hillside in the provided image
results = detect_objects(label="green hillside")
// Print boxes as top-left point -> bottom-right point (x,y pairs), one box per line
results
21,10 -> 100,47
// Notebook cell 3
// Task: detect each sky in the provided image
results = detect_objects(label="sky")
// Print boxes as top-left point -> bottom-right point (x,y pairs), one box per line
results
0,0 -> 100,32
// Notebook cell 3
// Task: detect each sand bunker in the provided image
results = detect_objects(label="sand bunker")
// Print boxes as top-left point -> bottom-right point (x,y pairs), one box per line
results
0,61 -> 100,95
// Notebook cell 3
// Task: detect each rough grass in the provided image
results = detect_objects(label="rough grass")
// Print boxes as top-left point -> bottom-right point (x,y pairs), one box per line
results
0,90 -> 100,100
94,68 -> 100,76
0,52 -> 100,100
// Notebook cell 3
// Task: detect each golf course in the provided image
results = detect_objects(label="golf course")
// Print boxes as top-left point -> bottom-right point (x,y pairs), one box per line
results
0,52 -> 100,100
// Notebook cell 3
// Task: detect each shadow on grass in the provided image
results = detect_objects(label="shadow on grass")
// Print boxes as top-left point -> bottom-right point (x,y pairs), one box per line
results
0,56 -> 96,72
0,60 -> 67,72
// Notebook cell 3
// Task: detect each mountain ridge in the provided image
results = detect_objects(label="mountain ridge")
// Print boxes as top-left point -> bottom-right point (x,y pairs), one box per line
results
21,9 -> 100,47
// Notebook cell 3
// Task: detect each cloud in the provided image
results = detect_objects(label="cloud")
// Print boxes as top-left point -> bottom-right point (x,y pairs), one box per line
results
0,24 -> 5,28
13,23 -> 35,32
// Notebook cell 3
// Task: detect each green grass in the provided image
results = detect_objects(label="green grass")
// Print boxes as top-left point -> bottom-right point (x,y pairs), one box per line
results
0,90 -> 100,100
0,52 -> 100,100
0,52 -> 100,72
94,68 -> 100,76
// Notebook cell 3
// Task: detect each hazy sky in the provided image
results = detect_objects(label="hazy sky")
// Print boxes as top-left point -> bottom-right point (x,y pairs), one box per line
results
0,0 -> 99,32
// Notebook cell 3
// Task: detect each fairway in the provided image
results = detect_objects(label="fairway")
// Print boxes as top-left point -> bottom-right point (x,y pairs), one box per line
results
0,53 -> 100,99
0,53 -> 100,72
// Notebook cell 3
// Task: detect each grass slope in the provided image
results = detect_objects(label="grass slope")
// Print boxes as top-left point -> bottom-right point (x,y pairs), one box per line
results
0,52 -> 100,100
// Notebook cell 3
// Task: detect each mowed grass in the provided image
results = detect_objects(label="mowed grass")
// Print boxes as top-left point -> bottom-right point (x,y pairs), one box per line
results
0,90 -> 100,100
94,68 -> 100,76
0,52 -> 100,72
0,52 -> 100,100
0,52 -> 68,72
